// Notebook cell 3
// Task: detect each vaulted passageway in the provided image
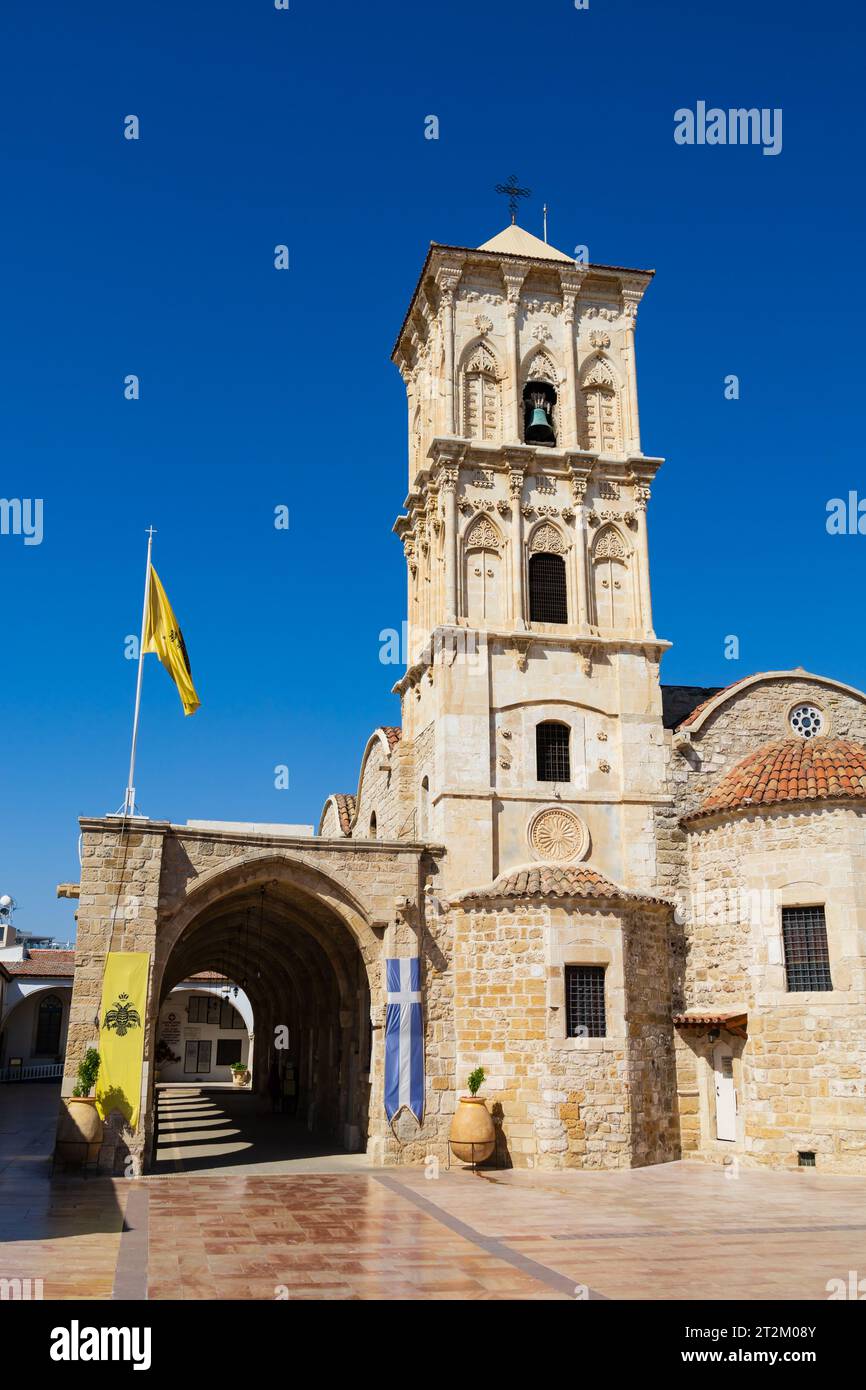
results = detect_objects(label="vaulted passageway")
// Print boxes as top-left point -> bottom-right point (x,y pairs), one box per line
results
152,869 -> 374,1167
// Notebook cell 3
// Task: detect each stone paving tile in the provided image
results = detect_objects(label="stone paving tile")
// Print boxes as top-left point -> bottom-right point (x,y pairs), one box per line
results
5,1083 -> 866,1301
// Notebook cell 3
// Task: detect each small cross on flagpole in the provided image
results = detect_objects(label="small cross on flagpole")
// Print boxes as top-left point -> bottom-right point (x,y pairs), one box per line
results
495,174 -> 531,224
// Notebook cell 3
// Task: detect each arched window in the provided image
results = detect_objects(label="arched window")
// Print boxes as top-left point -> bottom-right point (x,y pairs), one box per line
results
369,812 -> 378,839
536,723 -> 571,782
35,993 -> 63,1056
529,552 -> 568,624
523,380 -> 557,446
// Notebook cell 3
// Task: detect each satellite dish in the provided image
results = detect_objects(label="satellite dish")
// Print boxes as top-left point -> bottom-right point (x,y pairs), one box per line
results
0,895 -> 13,910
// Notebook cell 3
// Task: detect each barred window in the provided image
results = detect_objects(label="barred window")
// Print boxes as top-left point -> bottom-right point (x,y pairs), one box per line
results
565,965 -> 606,1037
782,906 -> 833,992
536,722 -> 570,782
529,553 -> 568,624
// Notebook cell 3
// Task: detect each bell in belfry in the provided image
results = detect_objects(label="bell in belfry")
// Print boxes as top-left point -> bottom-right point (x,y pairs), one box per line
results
526,391 -> 555,444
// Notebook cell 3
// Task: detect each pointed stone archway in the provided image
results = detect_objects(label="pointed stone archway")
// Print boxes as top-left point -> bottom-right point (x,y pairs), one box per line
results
63,819 -> 446,1173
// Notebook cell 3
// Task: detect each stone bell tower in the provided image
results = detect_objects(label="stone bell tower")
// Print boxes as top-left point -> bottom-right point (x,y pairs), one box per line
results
392,222 -> 669,897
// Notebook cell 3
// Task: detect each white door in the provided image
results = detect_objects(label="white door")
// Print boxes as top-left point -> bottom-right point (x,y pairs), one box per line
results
713,1043 -> 737,1141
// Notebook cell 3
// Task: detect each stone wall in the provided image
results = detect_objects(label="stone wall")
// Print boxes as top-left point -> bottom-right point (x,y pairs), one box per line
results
450,897 -> 677,1169
677,804 -> 866,1172
63,817 -> 451,1172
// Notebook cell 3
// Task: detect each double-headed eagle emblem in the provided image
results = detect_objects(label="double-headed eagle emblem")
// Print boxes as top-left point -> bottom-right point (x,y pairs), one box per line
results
103,992 -> 142,1037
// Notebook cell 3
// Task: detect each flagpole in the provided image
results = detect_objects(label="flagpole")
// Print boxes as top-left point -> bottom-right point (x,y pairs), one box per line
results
122,527 -> 156,817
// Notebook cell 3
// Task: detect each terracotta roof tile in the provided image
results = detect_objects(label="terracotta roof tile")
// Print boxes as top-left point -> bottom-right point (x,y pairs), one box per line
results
3,950 -> 75,977
453,863 -> 670,906
332,793 -> 356,834
687,737 -> 866,821
381,726 -> 402,750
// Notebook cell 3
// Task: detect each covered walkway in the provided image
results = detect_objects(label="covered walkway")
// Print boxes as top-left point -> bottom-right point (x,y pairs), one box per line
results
152,1084 -> 371,1175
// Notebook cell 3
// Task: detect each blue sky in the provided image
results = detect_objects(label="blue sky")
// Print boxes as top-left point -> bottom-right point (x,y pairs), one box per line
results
1,0 -> 864,941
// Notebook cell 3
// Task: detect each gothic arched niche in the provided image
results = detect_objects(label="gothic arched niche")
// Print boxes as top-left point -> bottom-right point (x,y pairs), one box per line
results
463,513 -> 503,624
581,354 -> 622,455
522,350 -> 559,447
461,340 -> 502,443
591,524 -> 633,631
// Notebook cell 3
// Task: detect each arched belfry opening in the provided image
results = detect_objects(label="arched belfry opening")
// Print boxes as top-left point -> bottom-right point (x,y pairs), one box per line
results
152,861 -> 374,1168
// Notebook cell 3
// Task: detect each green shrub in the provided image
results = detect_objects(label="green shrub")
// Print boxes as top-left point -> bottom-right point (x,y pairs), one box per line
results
467,1066 -> 485,1096
72,1048 -> 100,1098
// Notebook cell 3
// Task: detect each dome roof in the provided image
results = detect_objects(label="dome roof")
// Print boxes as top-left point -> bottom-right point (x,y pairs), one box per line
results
452,863 -> 669,906
688,737 -> 866,821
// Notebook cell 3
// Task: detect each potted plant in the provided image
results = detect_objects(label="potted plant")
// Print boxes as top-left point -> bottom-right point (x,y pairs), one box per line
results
449,1066 -> 495,1165
230,1061 -> 251,1087
56,1048 -> 104,1165
154,1038 -> 180,1082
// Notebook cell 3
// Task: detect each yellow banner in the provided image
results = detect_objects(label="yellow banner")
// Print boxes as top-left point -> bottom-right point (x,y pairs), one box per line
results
143,565 -> 201,716
95,952 -> 150,1130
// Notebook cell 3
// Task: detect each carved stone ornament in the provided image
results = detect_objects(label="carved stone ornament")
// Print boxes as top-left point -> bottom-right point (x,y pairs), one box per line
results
465,343 -> 499,378
474,314 -> 494,334
594,526 -> 628,560
464,515 -> 501,552
529,521 -> 567,554
527,350 -> 558,385
589,330 -> 611,349
582,356 -> 616,390
531,322 -> 552,343
512,638 -> 533,671
496,498 -> 510,517
528,807 -> 590,864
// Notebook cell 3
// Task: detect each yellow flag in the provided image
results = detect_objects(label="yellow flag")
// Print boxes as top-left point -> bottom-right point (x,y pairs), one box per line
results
95,952 -> 150,1130
142,565 -> 200,715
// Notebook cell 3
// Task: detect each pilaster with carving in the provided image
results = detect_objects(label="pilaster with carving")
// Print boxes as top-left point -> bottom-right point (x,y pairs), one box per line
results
436,262 -> 463,437
632,476 -> 654,635
501,262 -> 529,443
559,270 -> 586,449
441,465 -> 459,622
507,461 -> 526,626
620,276 -> 647,455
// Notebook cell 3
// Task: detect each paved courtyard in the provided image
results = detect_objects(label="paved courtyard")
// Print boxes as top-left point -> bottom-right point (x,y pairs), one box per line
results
2,1084 -> 865,1300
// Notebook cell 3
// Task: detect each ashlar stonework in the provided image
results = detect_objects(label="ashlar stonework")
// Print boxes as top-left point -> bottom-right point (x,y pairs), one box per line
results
62,224 -> 866,1173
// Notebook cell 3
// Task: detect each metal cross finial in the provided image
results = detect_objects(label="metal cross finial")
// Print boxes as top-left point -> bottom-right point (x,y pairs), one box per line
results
145,525 -> 157,540
495,174 -> 531,224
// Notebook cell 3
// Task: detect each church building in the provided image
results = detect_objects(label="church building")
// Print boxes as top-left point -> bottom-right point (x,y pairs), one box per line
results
62,220 -> 866,1174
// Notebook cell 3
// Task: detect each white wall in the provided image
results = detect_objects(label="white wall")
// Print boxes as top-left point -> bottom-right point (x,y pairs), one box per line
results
157,985 -> 253,1084
0,984 -> 72,1065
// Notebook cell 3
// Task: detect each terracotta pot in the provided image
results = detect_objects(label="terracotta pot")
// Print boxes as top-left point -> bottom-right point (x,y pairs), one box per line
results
231,1070 -> 249,1087
56,1096 -> 104,1166
449,1095 -> 495,1164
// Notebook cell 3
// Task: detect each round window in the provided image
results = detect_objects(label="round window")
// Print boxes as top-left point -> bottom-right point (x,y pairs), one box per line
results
789,704 -> 824,739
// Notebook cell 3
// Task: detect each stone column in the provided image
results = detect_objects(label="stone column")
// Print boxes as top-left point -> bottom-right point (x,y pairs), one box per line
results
502,263 -> 529,442
560,272 -> 585,448
621,279 -> 645,455
62,818 -> 168,1174
634,482 -> 654,636
436,264 -> 462,436
508,464 -> 526,625
568,469 -> 590,626
442,465 -> 459,622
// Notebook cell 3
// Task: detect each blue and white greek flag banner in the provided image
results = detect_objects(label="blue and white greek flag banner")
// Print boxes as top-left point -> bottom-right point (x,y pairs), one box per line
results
384,957 -> 424,1123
